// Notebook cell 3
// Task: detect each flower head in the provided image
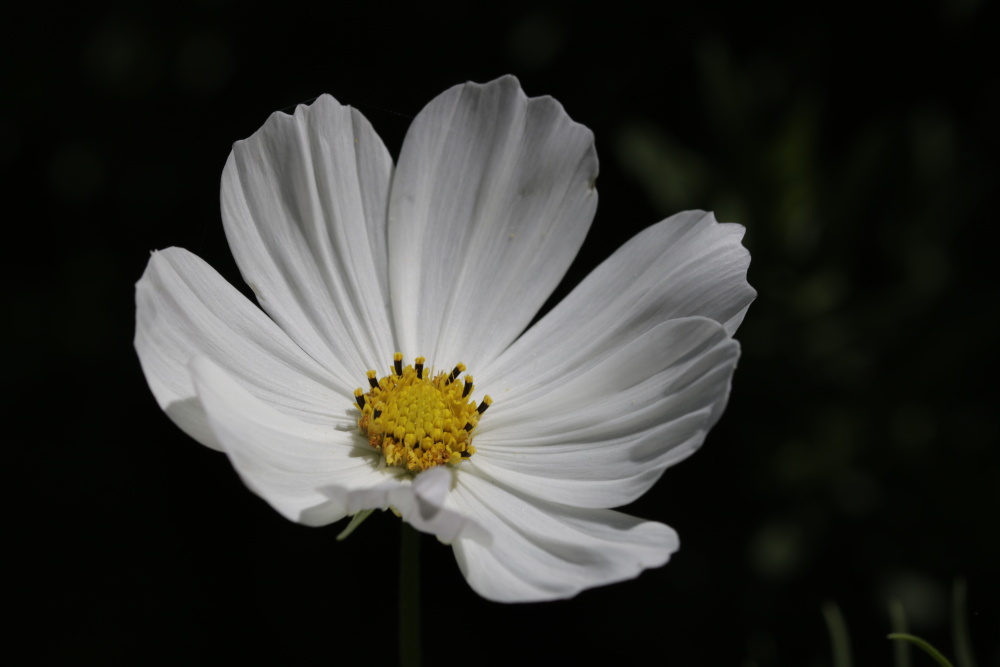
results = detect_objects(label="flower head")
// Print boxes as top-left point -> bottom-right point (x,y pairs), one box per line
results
135,76 -> 755,602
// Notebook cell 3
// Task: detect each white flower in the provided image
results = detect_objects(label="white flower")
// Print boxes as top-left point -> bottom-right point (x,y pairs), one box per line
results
135,76 -> 755,602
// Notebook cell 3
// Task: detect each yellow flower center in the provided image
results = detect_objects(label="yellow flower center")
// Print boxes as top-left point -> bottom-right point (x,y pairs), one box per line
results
354,354 -> 492,472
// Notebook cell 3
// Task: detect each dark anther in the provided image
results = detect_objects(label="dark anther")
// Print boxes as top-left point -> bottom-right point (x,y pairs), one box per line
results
462,378 -> 473,398
355,394 -> 366,409
460,450 -> 471,458
373,408 -> 382,419
394,357 -> 403,376
464,422 -> 474,432
447,366 -> 462,384
415,361 -> 424,379
367,375 -> 378,389
477,400 -> 491,415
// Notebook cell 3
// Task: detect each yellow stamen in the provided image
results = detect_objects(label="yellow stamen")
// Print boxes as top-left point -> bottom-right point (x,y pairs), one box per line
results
354,355 -> 491,472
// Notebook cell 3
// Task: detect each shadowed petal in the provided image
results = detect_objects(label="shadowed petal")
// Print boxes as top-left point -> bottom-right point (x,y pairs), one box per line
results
135,248 -> 349,451
480,210 -> 754,389
222,94 -> 396,391
190,355 -> 389,525
451,471 -> 677,602
389,75 -> 599,371
319,466 -> 491,544
191,357 -> 490,543
473,317 -> 739,507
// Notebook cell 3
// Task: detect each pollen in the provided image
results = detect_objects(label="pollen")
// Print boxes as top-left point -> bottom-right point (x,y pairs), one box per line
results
354,354 -> 492,472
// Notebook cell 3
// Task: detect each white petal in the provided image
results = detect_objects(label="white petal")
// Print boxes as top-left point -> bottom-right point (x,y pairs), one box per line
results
221,94 -> 396,391
480,210 -> 754,389
191,357 -> 490,543
450,471 -> 677,602
472,317 -> 739,507
189,355 -> 393,525
383,466 -> 490,544
388,75 -> 599,370
134,248 -> 348,451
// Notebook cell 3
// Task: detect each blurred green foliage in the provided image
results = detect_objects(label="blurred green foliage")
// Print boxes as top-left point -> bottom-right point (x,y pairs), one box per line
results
611,18 -> 996,666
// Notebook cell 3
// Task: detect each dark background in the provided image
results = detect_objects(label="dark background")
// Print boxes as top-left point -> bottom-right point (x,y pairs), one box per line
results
7,0 -> 998,665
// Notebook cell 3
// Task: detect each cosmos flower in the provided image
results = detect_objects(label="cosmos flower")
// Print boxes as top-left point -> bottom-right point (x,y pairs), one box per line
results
135,76 -> 754,602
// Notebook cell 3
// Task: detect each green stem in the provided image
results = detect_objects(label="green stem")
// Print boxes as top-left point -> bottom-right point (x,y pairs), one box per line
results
888,599 -> 912,667
400,523 -> 421,667
952,578 -> 977,667
887,634 -> 955,667
822,601 -> 853,667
